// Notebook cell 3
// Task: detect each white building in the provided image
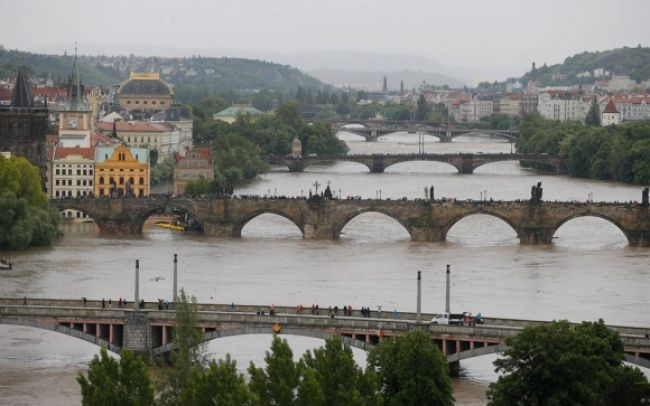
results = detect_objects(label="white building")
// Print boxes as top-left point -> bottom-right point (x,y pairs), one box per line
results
96,121 -> 191,157
51,146 -> 95,218
609,94 -> 650,122
537,92 -> 589,122
456,94 -> 493,123
607,75 -> 637,92
601,100 -> 621,126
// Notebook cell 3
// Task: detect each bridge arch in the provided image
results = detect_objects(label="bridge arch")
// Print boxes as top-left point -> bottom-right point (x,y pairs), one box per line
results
0,318 -> 121,355
135,200 -> 205,234
383,159 -> 460,174
334,208 -> 411,239
335,122 -> 370,131
549,213 -> 632,246
448,131 -> 517,143
233,210 -> 304,238
445,210 -> 520,242
302,159 -> 371,173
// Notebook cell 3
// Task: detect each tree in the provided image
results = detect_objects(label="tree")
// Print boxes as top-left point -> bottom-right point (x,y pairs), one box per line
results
299,336 -> 381,406
585,98 -> 602,126
0,155 -> 59,249
487,320 -> 650,405
181,355 -> 254,406
248,335 -> 300,406
150,157 -> 174,186
368,329 -> 453,406
158,289 -> 206,405
415,94 -> 429,121
77,348 -> 154,406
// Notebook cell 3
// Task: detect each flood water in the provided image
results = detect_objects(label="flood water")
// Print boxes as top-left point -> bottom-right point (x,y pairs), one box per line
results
1,132 -> 649,405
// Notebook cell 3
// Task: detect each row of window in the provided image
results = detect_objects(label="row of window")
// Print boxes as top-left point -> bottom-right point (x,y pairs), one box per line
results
97,168 -> 146,172
98,176 -> 145,186
55,164 -> 92,169
125,100 -> 166,105
55,179 -> 93,186
55,190 -> 92,198
98,188 -> 145,197
127,136 -> 159,143
55,169 -> 93,176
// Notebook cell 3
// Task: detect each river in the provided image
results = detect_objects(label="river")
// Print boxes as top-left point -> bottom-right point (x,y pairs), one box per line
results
0,132 -> 649,405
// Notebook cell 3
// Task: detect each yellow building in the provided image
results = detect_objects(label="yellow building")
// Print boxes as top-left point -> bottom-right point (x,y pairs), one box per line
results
94,145 -> 150,197
116,72 -> 174,112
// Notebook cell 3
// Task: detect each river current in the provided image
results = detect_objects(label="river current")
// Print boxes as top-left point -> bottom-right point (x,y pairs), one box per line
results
1,132 -> 649,405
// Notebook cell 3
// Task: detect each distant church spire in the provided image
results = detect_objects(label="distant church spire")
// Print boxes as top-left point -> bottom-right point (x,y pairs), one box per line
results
66,43 -> 86,111
11,66 -> 34,108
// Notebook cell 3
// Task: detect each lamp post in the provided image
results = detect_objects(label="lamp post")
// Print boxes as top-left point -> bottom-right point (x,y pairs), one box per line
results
416,271 -> 422,322
445,265 -> 451,314
134,259 -> 140,311
173,254 -> 178,303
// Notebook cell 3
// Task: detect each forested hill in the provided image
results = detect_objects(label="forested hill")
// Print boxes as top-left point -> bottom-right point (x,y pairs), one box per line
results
0,47 -> 326,97
519,46 -> 650,86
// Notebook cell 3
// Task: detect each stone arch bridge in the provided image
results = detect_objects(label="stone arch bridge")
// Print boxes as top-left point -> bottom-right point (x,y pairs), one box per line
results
265,153 -> 565,174
1,299 -> 649,373
50,197 -> 650,246
323,120 -> 520,142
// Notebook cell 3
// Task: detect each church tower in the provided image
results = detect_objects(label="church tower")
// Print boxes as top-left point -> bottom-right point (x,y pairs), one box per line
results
0,66 -> 49,183
58,47 -> 93,147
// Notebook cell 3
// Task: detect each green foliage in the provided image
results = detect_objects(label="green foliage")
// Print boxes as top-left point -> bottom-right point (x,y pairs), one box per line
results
0,155 -> 59,249
150,157 -> 174,186
299,336 -> 381,406
415,94 -> 429,120
181,355 -> 254,406
516,114 -> 650,184
368,329 -> 453,406
519,46 -> 650,85
77,348 -> 154,406
487,320 -> 650,405
158,289 -> 206,405
183,175 -> 221,197
248,336 -> 300,406
479,113 -> 520,130
585,98 -> 602,127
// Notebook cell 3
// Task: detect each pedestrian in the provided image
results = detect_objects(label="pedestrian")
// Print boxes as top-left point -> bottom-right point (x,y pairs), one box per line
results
82,297 -> 87,306
311,304 -> 316,315
23,296 -> 27,306
118,297 -> 122,308
101,298 -> 105,309
315,304 -> 319,315
377,305 -> 382,318
108,298 -> 112,309
393,308 -> 399,319
348,305 -> 352,316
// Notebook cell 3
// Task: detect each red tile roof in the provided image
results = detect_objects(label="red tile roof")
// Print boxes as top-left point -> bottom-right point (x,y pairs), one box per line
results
175,147 -> 212,163
602,100 -> 620,114
92,132 -> 122,146
53,146 -> 95,160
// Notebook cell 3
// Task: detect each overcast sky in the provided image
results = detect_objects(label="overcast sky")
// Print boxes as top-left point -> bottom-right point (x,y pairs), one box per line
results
2,0 -> 649,79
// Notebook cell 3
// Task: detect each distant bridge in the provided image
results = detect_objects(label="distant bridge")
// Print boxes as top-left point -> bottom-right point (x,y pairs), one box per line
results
317,120 -> 520,142
1,298 -> 649,373
265,153 -> 565,174
50,197 -> 650,246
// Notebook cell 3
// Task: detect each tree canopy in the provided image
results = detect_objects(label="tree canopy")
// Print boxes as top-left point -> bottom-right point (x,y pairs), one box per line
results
368,329 -> 453,406
487,320 -> 650,405
0,155 -> 59,249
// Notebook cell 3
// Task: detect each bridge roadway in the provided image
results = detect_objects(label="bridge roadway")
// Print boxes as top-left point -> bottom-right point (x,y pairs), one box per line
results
1,298 -> 648,373
319,120 -> 520,142
50,197 -> 650,246
264,152 -> 565,174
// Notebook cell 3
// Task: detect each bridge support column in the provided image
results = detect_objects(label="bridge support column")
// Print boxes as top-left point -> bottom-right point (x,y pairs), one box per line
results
458,159 -> 474,174
287,160 -> 306,172
203,221 -> 235,237
95,218 -> 139,235
303,224 -> 336,240
409,226 -> 447,242
124,311 -> 151,359
626,229 -> 650,247
448,360 -> 460,377
518,226 -> 553,245
369,160 -> 385,173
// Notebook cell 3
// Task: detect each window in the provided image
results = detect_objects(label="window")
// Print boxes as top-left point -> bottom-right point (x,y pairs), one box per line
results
129,177 -> 134,185
55,169 -> 59,175
143,101 -> 148,104
77,180 -> 81,186
89,170 -> 93,176
77,169 -> 81,175
160,101 -> 165,105
55,190 -> 60,197
55,180 -> 60,186
82,169 -> 86,176
139,189 -> 144,197
152,101 -> 157,105
139,177 -> 144,185
127,101 -> 131,104
89,180 -> 93,186
135,100 -> 140,104
119,177 -> 124,185
99,189 -> 104,196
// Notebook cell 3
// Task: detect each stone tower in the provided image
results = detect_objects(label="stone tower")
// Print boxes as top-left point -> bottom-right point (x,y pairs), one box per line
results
291,137 -> 302,158
0,66 -> 49,184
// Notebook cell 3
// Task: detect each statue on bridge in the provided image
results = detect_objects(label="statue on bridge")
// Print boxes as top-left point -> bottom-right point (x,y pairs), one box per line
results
530,182 -> 543,203
643,187 -> 649,207
324,185 -> 334,199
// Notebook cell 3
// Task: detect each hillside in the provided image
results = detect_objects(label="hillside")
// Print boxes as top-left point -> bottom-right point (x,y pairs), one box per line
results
519,46 -> 650,86
0,47 -> 326,100
308,68 -> 463,90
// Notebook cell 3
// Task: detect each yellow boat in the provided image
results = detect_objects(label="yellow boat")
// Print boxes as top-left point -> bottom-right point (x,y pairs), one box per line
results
156,222 -> 185,232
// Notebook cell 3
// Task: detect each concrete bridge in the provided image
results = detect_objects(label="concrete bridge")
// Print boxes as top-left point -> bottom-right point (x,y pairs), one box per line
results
1,298 -> 649,373
321,120 -> 519,142
265,153 -> 565,174
50,197 -> 650,246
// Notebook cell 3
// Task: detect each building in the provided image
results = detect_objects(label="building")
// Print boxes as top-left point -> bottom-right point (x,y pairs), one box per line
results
498,94 -> 522,117
537,91 -> 589,122
116,72 -> 174,112
57,51 -> 93,148
607,74 -> 637,92
608,94 -> 650,122
213,104 -> 263,124
601,100 -> 621,126
94,145 -> 149,197
291,137 -> 302,158
96,121 -> 187,156
172,147 -> 213,195
0,66 -> 49,184
50,146 -> 95,219
456,94 -> 493,123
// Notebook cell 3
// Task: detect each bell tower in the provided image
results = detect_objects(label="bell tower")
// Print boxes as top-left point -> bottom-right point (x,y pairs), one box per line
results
58,45 -> 92,147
